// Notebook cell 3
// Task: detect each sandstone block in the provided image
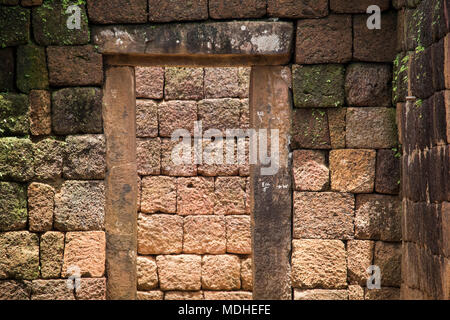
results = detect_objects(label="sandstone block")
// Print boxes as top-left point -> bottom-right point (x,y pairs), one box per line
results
0,231 -> 39,280
203,291 -> 252,300
237,67 -> 251,98
355,194 -> 402,241
0,280 -> 31,300
198,138 -> 240,177
347,240 -> 375,285
54,180 -> 105,231
159,100 -> 197,137
28,183 -> 54,232
29,90 -> 51,136
177,177 -> 214,215
294,289 -> 348,300
165,67 -> 204,100
0,138 -> 34,182
296,15 -> 352,64
376,149 -> 401,194
241,257 -> 252,291
40,232 -> 64,279
328,108 -> 346,148
210,0 -> 266,19
75,278 -> 106,300
137,256 -> 158,291
137,138 -> 161,176
198,98 -> 241,132
149,0 -> 208,22
16,43 -> 48,93
374,241 -> 402,287
294,192 -> 354,240
52,87 -> 103,135
141,176 -> 177,214
291,109 -> 331,149
329,149 -> 376,193
136,99 -> 158,138
135,67 -> 164,99
204,67 -> 240,98
292,150 -> 329,191
87,0 -> 147,23
201,255 -> 241,290
0,93 -> 29,137
330,0 -> 390,12
226,216 -> 251,254
293,64 -> 345,108
292,239 -> 347,289
365,287 -> 400,300
0,182 -> 27,231
137,213 -> 183,254
165,291 -> 204,300
33,138 -> 64,180
348,285 -> 364,300
161,139 -> 197,177
214,177 -> 246,215
62,231 -> 106,278
157,255 -> 202,291
137,291 -> 164,300
183,215 -> 226,254
268,0 -> 328,18
31,280 -> 74,300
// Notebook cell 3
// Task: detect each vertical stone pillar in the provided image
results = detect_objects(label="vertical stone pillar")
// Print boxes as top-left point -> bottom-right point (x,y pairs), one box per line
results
103,66 -> 138,300
250,66 -> 292,300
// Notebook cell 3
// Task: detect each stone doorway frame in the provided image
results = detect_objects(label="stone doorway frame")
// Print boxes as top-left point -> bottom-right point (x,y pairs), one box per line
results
94,21 -> 294,300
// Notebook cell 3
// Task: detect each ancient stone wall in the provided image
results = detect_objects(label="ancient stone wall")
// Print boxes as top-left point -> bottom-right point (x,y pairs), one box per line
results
395,0 -> 449,299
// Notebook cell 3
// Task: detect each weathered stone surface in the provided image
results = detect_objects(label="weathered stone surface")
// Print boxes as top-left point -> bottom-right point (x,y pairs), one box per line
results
137,256 -> 158,291
157,255 -> 202,291
54,180 -> 105,231
296,15 -> 352,64
202,255 -> 241,290
293,64 -> 345,108
0,138 -> 34,182
292,150 -> 329,191
165,291 -> 204,300
292,239 -> 347,289
137,214 -> 183,254
214,177 -> 246,215
347,240 -> 374,285
149,0 -> 207,22
345,63 -> 392,107
348,285 -> 364,300
226,215 -> 251,254
203,291 -> 252,300
392,52 -> 410,104
0,280 -> 31,300
238,67 -> 251,98
0,182 -> 27,231
52,87 -> 103,135
353,12 -> 397,62
159,100 -> 197,137
199,98 -> 241,132
33,138 -> 64,180
47,45 -> 103,86
31,280 -> 74,300
183,215 -> 226,254
210,0 -> 265,19
0,6 -> 29,47
137,138 -> 161,175
0,231 -> 39,280
346,107 -> 398,149
374,241 -> 402,287
294,192 -> 354,240
28,183 -> 54,232
29,90 -> 51,136
136,67 -> 164,99
204,68 -> 240,98
87,0 -> 147,24
165,67 -> 203,100
16,43 -> 48,93
92,22 -> 294,61
141,176 -> 177,214
328,108 -> 346,148
410,46 -> 434,99
62,231 -> 106,278
136,99 -> 158,138
329,149 -> 376,193
63,135 -> 106,179
365,287 -> 400,300
355,194 -> 402,241
241,257 -> 252,291
177,177 -> 215,215
0,93 -> 29,136
291,109 -> 331,149
239,98 -> 250,129
268,0 -> 328,18
137,290 -> 164,300
0,48 -> 14,92
161,139 -> 197,177
75,278 -> 106,300
198,138 -> 240,177
294,289 -> 348,300
376,149 -> 401,194
40,231 -> 64,279
330,0 -> 390,12
32,0 -> 89,45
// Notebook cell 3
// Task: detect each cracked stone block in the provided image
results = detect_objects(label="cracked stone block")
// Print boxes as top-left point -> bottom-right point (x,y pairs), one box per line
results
241,257 -> 252,291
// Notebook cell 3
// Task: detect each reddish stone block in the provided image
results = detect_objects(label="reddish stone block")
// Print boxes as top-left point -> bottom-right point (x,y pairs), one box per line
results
198,98 -> 241,133
292,109 -> 331,149
136,99 -> 158,138
296,15 -> 352,64
328,108 -> 346,149
135,67 -> 164,99
87,0 -> 147,23
161,138 -> 197,177
197,138 -> 240,177
164,67 -> 203,100
365,287 -> 400,300
141,176 -> 177,214
237,67 -> 251,98
177,177 -> 214,215
376,149 -> 401,194
137,214 -> 183,254
47,46 -> 103,87
226,215 -> 251,254
241,257 -> 252,290
28,183 -> 54,232
292,150 -> 329,191
137,291 -> 164,300
40,232 -> 64,279
204,68 -> 240,98
330,0 -> 390,12
201,255 -> 241,290
204,291 -> 252,300
268,0 -> 328,18
347,240 -> 374,285
0,280 -> 31,300
75,278 -> 106,300
31,280 -> 74,300
29,90 -> 51,136
149,0 -> 208,22
137,138 -> 161,176
210,0 -> 266,19
183,215 -> 226,254
214,176 -> 246,215
159,100 -> 197,137
165,291 -> 203,300
374,241 -> 402,287
156,255 -> 202,291
137,256 -> 158,291
353,12 -> 397,62
34,138 -> 64,180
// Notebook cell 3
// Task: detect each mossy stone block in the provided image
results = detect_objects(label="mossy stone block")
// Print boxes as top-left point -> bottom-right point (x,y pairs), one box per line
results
0,6 -> 30,48
16,43 -> 49,93
0,48 -> 15,92
32,0 -> 89,46
0,182 -> 27,231
293,64 -> 345,108
0,137 -> 34,182
0,93 -> 29,136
